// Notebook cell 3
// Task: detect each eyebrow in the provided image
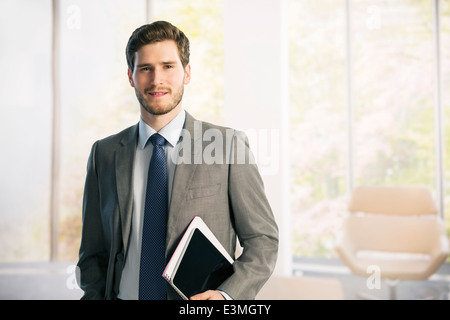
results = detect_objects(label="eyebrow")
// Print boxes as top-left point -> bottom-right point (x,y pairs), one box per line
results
136,61 -> 178,68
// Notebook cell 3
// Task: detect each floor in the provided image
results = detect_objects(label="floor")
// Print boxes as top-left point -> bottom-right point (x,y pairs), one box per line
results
293,257 -> 450,300
0,258 -> 449,300
0,262 -> 83,300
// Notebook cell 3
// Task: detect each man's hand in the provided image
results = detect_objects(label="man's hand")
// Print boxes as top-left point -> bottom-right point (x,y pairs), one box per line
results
189,290 -> 225,300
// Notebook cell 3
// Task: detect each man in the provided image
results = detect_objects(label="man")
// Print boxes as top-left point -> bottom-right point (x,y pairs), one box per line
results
77,21 -> 278,300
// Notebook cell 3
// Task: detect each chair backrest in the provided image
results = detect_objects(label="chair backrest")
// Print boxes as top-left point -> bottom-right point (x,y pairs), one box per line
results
348,185 -> 437,215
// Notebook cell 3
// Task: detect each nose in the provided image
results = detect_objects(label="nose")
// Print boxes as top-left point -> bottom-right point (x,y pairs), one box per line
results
149,67 -> 163,85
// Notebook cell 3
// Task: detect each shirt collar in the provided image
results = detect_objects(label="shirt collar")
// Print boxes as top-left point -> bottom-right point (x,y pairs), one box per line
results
138,108 -> 186,149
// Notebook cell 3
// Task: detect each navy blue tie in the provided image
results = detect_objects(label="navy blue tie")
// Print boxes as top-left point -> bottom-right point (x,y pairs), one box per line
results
139,133 -> 168,300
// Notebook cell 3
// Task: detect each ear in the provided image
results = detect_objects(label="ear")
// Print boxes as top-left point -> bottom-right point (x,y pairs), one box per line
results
184,64 -> 191,85
127,68 -> 135,87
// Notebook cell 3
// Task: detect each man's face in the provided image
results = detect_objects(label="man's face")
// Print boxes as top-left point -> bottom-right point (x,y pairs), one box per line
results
128,40 -> 191,116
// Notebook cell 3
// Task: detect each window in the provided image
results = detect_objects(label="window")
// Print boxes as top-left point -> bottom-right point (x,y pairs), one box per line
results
289,0 -> 450,259
353,0 -> 435,188
288,0 -> 348,257
0,0 -> 53,261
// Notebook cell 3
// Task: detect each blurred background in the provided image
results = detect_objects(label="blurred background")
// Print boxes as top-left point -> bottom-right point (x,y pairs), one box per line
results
1,0 -> 449,299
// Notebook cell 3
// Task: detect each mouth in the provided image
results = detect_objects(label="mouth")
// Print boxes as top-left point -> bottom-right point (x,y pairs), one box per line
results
147,90 -> 168,97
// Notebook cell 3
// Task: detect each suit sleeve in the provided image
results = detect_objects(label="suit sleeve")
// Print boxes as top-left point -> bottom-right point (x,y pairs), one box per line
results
76,141 -> 108,299
217,131 -> 279,300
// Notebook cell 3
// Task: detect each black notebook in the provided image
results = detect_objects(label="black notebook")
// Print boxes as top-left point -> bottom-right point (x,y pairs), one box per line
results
162,216 -> 234,300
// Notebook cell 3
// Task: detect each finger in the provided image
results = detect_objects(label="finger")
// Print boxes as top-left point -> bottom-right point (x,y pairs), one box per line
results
189,290 -> 220,300
189,291 -> 209,300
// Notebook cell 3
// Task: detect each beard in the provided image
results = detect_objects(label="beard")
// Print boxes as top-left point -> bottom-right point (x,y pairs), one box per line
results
135,83 -> 184,116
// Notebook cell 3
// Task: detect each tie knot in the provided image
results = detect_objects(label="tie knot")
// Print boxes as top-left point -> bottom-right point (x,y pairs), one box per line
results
150,133 -> 166,147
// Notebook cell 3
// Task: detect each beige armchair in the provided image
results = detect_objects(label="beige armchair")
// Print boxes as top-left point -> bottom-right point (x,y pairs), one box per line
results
335,185 -> 449,299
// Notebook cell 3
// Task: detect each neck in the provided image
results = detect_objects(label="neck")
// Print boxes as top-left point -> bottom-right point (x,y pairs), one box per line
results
140,104 -> 182,132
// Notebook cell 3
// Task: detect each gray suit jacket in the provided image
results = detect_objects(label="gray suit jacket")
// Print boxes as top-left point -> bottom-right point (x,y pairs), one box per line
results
77,112 -> 279,300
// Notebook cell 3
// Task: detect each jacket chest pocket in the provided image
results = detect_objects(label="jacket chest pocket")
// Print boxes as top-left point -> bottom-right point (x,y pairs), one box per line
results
187,183 -> 221,200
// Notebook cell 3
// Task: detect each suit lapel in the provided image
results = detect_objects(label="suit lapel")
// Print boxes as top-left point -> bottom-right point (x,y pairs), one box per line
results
115,124 -> 138,252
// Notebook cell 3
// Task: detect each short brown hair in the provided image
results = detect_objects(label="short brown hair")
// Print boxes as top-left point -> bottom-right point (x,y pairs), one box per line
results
126,21 -> 190,71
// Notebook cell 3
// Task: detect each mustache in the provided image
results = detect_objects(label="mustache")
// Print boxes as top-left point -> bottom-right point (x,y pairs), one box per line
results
144,87 -> 171,94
